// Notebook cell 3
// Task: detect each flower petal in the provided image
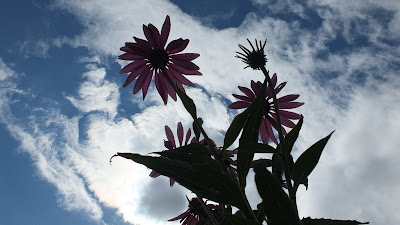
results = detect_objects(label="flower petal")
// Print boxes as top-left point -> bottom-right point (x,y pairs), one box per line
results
132,68 -> 150,94
160,15 -> 170,48
185,129 -> 191,145
251,80 -> 262,96
166,38 -> 189,54
169,63 -> 202,75
259,119 -> 269,144
118,53 -> 145,60
155,71 -> 168,104
149,171 -> 160,178
125,42 -> 151,56
228,101 -> 251,109
169,178 -> 175,187
279,102 -> 304,109
123,66 -> 146,87
165,125 -> 176,148
277,94 -> 300,103
172,53 -> 200,61
133,36 -> 152,50
141,68 -> 153,99
265,118 -> 278,144
238,86 -> 256,99
171,58 -> 200,71
143,24 -> 158,49
148,23 -> 162,49
275,82 -> 287,95
168,67 -> 195,87
120,60 -> 147,74
177,122 -> 183,146
279,110 -> 302,119
232,94 -> 252,103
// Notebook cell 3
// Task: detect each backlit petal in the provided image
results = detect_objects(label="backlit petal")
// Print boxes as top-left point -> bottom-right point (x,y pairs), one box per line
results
166,38 -> 189,54
160,15 -> 170,48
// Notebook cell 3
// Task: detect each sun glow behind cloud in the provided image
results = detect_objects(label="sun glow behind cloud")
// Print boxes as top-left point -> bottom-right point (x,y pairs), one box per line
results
1,0 -> 400,224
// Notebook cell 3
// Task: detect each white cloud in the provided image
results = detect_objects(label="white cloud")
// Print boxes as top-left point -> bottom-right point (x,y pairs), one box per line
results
66,67 -> 120,119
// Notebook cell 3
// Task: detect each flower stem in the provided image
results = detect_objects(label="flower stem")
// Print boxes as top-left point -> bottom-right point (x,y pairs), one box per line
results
260,67 -> 298,211
196,193 -> 219,225
161,68 -> 258,222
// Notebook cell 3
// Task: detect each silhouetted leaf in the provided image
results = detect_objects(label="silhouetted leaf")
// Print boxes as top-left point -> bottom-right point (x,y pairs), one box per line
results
302,217 -> 369,225
237,78 -> 267,189
193,117 -> 203,140
223,105 -> 253,150
291,131 -> 334,191
176,86 -> 197,119
284,115 -> 303,154
250,159 -> 272,168
254,161 -> 300,225
238,142 -> 275,154
111,152 -> 246,210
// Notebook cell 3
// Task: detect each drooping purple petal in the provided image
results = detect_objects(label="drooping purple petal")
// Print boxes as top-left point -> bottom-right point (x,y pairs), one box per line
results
172,53 -> 200,61
228,101 -> 251,109
279,102 -> 304,109
185,129 -> 191,145
238,86 -> 256,99
278,94 -> 300,103
274,82 -> 287,95
166,38 -> 189,54
265,118 -> 278,144
169,63 -> 202,75
168,211 -> 190,221
279,110 -> 302,119
164,140 -> 174,150
165,125 -> 176,148
171,59 -> 200,71
259,119 -> 269,144
118,53 -> 145,60
149,171 -> 161,178
155,71 -> 168,104
141,68 -> 153,99
120,60 -> 147,74
232,94 -> 252,102
169,179 -> 175,187
168,67 -> 195,87
160,15 -> 170,48
125,42 -> 151,55
177,122 -> 184,146
132,68 -> 150,94
123,65 -> 147,87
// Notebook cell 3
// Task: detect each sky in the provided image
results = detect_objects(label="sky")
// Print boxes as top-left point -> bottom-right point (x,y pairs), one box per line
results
0,0 -> 399,224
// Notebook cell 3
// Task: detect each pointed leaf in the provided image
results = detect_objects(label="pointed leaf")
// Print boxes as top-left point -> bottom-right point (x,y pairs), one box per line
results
223,106 -> 253,150
250,159 -> 272,168
237,78 -> 267,189
238,142 -> 275,154
176,85 -> 197,119
254,162 -> 300,225
292,131 -> 334,189
193,117 -> 203,140
284,115 -> 303,154
302,217 -> 369,225
111,152 -> 246,210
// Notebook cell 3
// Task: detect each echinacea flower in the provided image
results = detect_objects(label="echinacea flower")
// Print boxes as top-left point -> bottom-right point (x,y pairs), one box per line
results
236,39 -> 267,70
168,197 -> 220,225
228,73 -> 304,144
149,122 -> 196,186
119,15 -> 202,104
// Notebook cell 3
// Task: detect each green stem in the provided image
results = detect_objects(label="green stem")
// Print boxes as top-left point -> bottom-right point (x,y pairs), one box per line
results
196,193 -> 219,225
260,67 -> 298,211
161,68 -> 258,222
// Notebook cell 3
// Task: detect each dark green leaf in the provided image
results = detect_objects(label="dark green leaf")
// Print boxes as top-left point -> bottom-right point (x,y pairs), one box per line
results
302,217 -> 369,225
292,131 -> 334,190
176,86 -> 197,119
272,153 -> 283,183
284,115 -> 303,154
219,214 -> 261,225
250,159 -> 272,168
237,78 -> 267,189
238,142 -> 275,154
193,117 -> 203,140
223,106 -> 253,150
253,161 -> 300,225
111,152 -> 246,210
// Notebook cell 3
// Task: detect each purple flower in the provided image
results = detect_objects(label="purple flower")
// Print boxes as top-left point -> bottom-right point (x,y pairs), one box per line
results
168,197 -> 220,225
119,15 -> 202,104
228,73 -> 304,144
149,122 -> 195,186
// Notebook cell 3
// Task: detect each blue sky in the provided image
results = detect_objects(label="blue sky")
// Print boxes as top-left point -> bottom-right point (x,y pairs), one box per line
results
1,0 -> 399,225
